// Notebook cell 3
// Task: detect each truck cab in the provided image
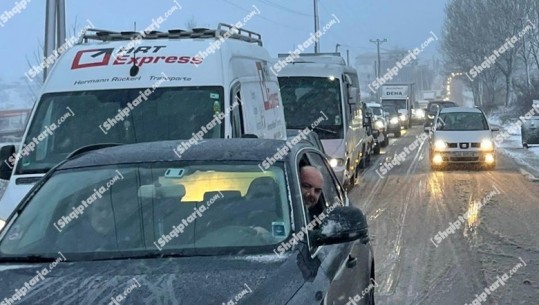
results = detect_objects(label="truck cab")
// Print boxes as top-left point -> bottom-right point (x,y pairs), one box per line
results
380,83 -> 415,129
0,23 -> 286,223
276,53 -> 372,189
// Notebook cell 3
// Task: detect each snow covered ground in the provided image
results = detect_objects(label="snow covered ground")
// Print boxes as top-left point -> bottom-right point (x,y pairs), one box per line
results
489,115 -> 539,179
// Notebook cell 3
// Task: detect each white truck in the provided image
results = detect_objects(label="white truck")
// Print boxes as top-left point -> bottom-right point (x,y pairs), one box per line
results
0,23 -> 287,224
276,53 -> 372,189
380,83 -> 415,129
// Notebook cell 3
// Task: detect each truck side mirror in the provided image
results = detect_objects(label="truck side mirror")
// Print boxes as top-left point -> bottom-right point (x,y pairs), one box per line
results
0,145 -> 16,180
348,87 -> 359,104
363,115 -> 372,127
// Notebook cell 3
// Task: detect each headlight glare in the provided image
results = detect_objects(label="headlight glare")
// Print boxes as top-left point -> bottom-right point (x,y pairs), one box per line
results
434,140 -> 447,150
480,139 -> 494,151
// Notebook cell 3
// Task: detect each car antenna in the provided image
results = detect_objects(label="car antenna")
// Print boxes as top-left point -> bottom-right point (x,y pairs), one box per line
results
130,21 -> 140,77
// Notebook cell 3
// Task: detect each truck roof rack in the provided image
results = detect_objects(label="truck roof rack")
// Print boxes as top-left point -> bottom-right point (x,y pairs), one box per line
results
79,23 -> 263,46
277,53 -> 346,65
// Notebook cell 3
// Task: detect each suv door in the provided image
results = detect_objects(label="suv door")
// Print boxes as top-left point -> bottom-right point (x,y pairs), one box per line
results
297,151 -> 372,304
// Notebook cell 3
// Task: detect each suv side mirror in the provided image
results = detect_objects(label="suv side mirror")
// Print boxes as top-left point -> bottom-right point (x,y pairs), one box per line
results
311,206 -> 369,247
0,145 -> 16,180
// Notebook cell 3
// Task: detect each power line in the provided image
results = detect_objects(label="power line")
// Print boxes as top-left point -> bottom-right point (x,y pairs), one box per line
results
257,0 -> 312,17
221,0 -> 305,32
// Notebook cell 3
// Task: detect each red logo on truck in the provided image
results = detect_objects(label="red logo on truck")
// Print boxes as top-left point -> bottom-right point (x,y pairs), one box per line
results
71,46 -> 203,70
71,48 -> 114,69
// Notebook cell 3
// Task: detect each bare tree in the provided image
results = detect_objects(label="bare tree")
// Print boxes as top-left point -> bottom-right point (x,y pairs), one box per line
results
442,0 -> 535,107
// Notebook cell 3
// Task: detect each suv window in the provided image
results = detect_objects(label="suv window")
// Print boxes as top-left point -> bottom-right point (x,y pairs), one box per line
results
297,153 -> 343,224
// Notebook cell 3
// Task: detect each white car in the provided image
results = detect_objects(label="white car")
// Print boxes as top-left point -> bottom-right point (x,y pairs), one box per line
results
429,107 -> 498,170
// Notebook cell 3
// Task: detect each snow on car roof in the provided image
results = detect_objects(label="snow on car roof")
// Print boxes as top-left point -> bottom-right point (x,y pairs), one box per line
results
440,107 -> 483,113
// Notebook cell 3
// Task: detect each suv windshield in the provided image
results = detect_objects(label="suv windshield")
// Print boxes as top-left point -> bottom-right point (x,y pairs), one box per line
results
1,162 -> 290,259
279,76 -> 343,139
16,87 -> 225,175
437,112 -> 489,131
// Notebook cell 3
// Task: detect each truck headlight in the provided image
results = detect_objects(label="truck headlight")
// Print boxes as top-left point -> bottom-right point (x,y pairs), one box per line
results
480,139 -> 494,151
390,117 -> 399,125
329,158 -> 344,168
375,120 -> 384,129
434,140 -> 447,150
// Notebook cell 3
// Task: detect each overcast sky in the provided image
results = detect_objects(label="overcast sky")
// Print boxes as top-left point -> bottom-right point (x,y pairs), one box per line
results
0,0 -> 447,83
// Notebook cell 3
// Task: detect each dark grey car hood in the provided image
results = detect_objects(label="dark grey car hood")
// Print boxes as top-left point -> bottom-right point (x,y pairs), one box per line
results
0,253 -> 307,305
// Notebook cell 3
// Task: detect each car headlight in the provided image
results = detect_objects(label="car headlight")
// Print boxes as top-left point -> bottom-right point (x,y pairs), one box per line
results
0,219 -> 5,232
329,158 -> 344,168
434,140 -> 447,150
399,114 -> 406,121
390,117 -> 399,125
480,139 -> 494,151
428,114 -> 434,119
375,120 -> 384,129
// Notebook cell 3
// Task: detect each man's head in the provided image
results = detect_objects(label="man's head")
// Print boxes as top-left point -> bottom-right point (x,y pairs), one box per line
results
299,166 -> 323,209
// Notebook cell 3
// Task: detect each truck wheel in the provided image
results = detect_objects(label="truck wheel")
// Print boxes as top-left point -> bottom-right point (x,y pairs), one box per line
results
394,131 -> 401,138
359,146 -> 368,169
522,131 -> 528,148
382,133 -> 388,147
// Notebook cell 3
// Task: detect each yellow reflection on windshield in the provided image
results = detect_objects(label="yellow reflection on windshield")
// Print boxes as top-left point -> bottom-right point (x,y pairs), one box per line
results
159,171 -> 277,202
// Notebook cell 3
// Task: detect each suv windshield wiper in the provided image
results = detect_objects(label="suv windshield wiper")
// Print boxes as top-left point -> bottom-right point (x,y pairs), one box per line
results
0,255 -> 64,263
88,251 -> 201,261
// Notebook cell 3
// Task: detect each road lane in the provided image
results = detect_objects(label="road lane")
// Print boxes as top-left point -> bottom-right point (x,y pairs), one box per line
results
350,126 -> 539,305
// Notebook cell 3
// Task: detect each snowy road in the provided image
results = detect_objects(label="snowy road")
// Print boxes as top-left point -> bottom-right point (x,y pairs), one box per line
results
352,126 -> 539,305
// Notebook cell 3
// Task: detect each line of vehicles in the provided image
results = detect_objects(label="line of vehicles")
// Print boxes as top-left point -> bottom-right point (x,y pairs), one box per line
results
0,24 -> 379,304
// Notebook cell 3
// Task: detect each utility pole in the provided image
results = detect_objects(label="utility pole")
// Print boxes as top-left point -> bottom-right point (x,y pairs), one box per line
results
314,0 -> 320,53
370,38 -> 387,101
44,0 -> 66,81
369,38 -> 387,79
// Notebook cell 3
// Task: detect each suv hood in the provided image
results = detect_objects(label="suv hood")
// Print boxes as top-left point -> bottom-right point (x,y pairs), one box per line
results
434,130 -> 493,143
0,254 -> 305,305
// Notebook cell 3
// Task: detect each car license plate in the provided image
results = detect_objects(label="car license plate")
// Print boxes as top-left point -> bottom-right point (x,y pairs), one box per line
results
455,151 -> 475,157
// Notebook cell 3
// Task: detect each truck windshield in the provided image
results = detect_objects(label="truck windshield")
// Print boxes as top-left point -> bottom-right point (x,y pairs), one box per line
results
279,76 -> 343,139
382,100 -> 407,110
15,87 -> 224,175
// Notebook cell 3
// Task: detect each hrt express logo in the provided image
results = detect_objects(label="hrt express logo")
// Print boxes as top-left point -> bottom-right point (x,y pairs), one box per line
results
71,46 -> 203,70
